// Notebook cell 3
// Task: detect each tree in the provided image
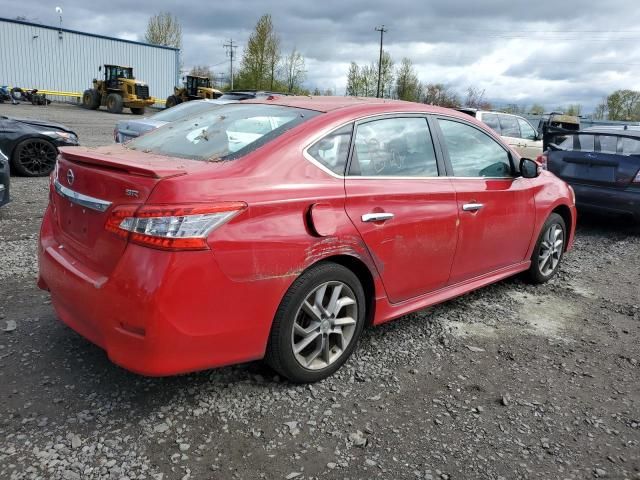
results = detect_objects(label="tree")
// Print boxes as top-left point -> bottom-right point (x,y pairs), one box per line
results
395,57 -> 421,102
189,65 -> 213,79
376,52 -> 394,98
346,62 -> 362,97
324,88 -> 334,96
529,103 -> 545,115
282,47 -> 306,93
565,104 -> 582,116
312,87 -> 322,96
605,90 -> 640,120
145,12 -> 182,49
422,83 -> 460,108
360,64 -> 378,97
236,14 -> 280,90
464,86 -> 491,110
593,98 -> 608,120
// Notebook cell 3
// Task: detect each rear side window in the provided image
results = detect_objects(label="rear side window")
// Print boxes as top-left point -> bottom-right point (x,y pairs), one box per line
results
559,134 -> 595,152
306,124 -> 353,175
349,117 -> 439,177
127,104 -> 319,161
499,115 -> 520,138
482,113 -> 501,134
622,137 -> 640,155
151,101 -> 225,122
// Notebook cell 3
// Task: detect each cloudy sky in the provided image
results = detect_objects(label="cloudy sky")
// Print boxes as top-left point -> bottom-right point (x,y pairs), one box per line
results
4,0 -> 640,112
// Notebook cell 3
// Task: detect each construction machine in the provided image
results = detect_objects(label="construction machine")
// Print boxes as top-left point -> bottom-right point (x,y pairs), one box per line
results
82,65 -> 155,115
165,76 -> 222,108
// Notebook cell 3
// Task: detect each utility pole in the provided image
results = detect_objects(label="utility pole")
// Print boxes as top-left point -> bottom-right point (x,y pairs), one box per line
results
375,25 -> 387,98
223,39 -> 238,90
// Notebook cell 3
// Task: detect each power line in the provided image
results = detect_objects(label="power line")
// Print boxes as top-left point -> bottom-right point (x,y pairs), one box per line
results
223,39 -> 238,90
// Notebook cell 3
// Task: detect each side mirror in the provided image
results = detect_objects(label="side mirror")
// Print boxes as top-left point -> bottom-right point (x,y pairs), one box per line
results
520,158 -> 540,178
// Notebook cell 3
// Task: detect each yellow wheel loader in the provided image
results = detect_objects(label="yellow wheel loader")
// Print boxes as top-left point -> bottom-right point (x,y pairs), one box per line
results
165,76 -> 222,108
82,65 -> 155,115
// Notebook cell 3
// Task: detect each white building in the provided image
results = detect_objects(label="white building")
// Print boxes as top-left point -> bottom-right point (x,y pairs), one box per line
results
0,17 -> 179,103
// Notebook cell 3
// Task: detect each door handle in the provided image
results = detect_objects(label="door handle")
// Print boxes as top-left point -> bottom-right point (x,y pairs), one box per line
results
462,203 -> 484,212
361,212 -> 394,222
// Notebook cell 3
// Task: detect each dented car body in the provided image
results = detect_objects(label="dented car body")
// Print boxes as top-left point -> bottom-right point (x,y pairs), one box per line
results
38,97 -> 576,381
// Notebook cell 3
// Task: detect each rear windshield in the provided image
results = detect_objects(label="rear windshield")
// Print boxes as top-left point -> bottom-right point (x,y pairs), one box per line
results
150,101 -> 228,123
127,104 -> 319,161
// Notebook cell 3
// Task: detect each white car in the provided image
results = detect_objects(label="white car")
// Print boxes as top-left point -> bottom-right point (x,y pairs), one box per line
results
457,109 -> 542,159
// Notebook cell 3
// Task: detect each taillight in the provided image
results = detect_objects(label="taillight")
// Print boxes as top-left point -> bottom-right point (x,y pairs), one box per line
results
536,154 -> 548,170
105,202 -> 247,251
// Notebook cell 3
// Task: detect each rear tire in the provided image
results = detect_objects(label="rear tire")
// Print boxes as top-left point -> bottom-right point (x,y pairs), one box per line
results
165,95 -> 180,108
265,262 -> 366,383
130,107 -> 145,115
106,93 -> 124,114
526,213 -> 566,284
82,89 -> 100,110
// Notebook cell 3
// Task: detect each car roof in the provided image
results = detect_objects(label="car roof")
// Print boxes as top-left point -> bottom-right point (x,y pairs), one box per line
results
583,125 -> 640,137
242,95 -> 465,116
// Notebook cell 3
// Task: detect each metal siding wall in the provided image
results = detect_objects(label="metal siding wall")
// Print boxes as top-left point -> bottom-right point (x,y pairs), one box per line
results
0,20 -> 178,103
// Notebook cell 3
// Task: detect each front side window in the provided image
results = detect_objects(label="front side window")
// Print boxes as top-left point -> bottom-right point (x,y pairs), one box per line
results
438,119 -> 513,178
349,117 -> 438,177
307,124 -> 353,175
127,104 -> 319,161
499,115 -> 520,138
517,118 -> 537,140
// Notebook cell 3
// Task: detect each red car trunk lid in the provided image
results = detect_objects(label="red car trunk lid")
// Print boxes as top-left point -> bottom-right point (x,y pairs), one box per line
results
51,146 -> 192,276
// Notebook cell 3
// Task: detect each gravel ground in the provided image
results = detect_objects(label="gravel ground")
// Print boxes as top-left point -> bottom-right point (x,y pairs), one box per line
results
1,103 -> 639,480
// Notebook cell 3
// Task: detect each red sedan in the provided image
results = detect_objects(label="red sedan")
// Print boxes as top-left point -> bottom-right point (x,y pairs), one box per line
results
38,97 -> 576,382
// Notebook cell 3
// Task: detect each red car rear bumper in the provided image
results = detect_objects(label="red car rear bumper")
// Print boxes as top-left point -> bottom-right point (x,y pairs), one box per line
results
37,208 -> 289,376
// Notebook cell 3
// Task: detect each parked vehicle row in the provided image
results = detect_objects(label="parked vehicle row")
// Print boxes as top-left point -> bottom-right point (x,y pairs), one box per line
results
37,97 -> 576,382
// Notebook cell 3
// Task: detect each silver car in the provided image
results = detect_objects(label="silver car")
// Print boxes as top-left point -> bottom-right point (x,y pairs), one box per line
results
114,99 -> 236,143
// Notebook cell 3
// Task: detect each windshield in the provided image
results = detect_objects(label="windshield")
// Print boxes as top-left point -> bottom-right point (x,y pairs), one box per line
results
127,104 -> 320,161
151,101 -> 229,123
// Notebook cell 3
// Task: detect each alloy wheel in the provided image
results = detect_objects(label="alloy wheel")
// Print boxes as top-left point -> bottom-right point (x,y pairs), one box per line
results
291,281 -> 358,370
538,223 -> 564,277
17,140 -> 57,176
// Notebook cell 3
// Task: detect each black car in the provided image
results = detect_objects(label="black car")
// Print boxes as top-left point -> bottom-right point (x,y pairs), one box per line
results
0,116 -> 78,176
0,149 -> 9,207
544,126 -> 640,220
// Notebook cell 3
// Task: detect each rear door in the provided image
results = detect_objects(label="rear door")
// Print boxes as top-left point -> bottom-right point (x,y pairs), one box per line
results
548,133 -> 640,188
344,115 -> 459,304
497,114 -> 524,155
517,118 -> 543,158
433,117 -> 536,283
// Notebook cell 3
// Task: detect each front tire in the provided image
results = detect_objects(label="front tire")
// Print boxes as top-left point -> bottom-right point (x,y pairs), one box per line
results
266,262 -> 366,383
526,213 -> 566,284
11,138 -> 58,176
106,93 -> 124,113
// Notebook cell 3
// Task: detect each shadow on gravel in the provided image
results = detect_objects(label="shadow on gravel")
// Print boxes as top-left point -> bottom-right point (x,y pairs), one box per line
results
576,211 -> 640,237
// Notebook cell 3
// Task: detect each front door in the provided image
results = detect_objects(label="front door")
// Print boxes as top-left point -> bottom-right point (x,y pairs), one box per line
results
434,117 -> 536,284
517,117 -> 543,158
344,116 -> 459,304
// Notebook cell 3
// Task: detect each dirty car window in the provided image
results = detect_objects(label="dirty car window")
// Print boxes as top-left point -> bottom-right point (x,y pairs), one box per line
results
127,104 -> 319,161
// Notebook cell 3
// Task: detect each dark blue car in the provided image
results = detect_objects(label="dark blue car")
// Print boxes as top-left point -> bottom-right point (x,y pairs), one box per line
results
544,126 -> 640,220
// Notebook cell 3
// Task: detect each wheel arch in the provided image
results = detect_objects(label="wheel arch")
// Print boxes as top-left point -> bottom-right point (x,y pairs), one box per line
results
306,254 -> 377,327
551,204 -> 572,251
